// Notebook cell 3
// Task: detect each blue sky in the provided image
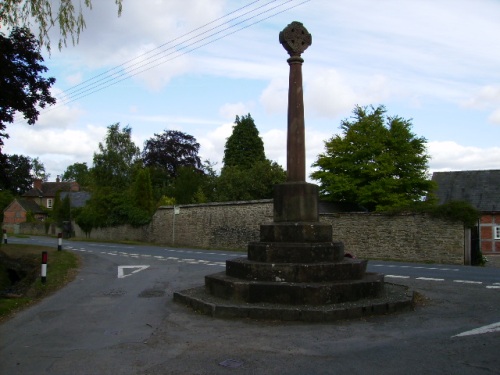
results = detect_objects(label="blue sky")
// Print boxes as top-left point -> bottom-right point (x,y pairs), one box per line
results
4,0 -> 500,181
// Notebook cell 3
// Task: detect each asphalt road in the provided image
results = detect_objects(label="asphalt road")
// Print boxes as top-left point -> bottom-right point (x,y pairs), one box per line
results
0,236 -> 499,375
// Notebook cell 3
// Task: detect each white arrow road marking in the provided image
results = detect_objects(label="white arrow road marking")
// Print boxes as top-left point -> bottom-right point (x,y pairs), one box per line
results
453,322 -> 500,337
117,265 -> 150,279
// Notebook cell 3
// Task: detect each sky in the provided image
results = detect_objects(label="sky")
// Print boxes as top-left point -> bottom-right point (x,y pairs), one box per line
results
4,0 -> 500,181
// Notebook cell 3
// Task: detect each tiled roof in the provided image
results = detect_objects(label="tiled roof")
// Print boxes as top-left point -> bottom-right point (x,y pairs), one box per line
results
432,170 -> 500,212
17,199 -> 45,214
23,182 -> 74,197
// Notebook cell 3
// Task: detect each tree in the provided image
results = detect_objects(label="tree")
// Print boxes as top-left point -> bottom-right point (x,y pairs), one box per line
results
131,168 -> 154,214
92,123 -> 140,189
0,154 -> 48,195
31,157 -> 49,181
217,114 -> 285,201
62,162 -> 91,187
0,27 -> 56,145
168,166 -> 206,204
216,160 -> 286,202
222,114 -> 266,170
0,0 -> 123,51
142,130 -> 202,179
311,105 -> 434,211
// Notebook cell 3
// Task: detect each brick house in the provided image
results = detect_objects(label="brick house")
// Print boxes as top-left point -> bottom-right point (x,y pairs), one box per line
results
3,178 -> 82,225
432,170 -> 500,255
3,198 -> 46,224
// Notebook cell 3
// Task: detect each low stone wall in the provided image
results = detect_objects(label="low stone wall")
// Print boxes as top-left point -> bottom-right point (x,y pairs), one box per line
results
323,213 -> 465,264
6,200 -> 466,264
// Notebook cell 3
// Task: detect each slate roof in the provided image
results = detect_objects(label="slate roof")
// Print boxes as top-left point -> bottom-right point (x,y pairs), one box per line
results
60,191 -> 91,208
432,170 -> 500,212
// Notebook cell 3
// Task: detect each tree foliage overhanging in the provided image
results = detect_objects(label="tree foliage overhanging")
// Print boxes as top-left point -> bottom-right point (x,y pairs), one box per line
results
0,27 -> 56,145
311,105 -> 435,211
0,0 -> 123,51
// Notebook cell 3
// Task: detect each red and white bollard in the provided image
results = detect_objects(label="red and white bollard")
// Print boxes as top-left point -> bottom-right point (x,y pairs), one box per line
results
57,233 -> 62,251
41,251 -> 48,284
3,229 -> 7,244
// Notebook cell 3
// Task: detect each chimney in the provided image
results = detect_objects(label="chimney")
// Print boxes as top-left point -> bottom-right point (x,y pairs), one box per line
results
56,175 -> 60,183
70,181 -> 80,192
33,179 -> 43,191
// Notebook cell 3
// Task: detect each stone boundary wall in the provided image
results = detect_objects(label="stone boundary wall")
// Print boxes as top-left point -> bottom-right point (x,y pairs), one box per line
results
323,213 -> 465,264
6,200 -> 465,264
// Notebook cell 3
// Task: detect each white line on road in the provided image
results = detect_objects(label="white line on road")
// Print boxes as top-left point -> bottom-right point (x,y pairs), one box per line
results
486,286 -> 500,289
385,275 -> 410,279
453,280 -> 483,284
416,277 -> 444,281
453,322 -> 500,337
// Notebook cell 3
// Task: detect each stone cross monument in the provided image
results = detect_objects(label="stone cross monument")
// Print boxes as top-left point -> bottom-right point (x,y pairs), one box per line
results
173,22 -> 414,321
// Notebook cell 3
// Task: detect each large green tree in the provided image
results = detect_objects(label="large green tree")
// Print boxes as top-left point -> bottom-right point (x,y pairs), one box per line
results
92,123 -> 140,189
218,114 -> 286,201
216,160 -> 286,202
62,162 -> 91,187
142,130 -> 202,179
311,105 -> 434,211
0,27 -> 56,144
222,114 -> 266,170
0,0 -> 122,51
0,153 -> 48,195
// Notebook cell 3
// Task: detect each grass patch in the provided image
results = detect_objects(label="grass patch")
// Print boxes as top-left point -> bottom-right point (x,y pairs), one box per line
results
0,244 -> 80,322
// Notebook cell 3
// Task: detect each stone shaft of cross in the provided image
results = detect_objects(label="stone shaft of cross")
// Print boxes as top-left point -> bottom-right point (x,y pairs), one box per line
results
279,21 -> 312,182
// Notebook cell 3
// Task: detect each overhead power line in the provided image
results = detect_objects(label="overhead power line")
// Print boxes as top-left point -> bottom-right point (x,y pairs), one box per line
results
39,0 -> 310,114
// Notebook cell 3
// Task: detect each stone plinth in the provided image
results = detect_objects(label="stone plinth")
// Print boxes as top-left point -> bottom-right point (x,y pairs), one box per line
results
273,182 -> 319,222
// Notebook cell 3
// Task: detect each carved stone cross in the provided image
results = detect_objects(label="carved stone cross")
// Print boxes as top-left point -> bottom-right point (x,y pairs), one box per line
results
279,21 -> 312,182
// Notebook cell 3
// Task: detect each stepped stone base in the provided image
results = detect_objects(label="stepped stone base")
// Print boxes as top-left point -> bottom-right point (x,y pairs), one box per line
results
226,257 -> 367,282
173,283 -> 414,322
205,271 -> 384,305
174,181 -> 415,321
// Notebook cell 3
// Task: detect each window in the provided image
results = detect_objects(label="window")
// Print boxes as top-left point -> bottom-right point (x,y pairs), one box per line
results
46,198 -> 53,209
495,226 -> 500,240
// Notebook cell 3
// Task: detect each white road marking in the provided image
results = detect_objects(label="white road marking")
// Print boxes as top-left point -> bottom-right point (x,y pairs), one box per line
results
385,275 -> 410,279
453,280 -> 482,284
117,265 -> 150,278
373,265 -> 459,271
416,277 -> 444,281
453,322 -> 500,337
486,286 -> 500,289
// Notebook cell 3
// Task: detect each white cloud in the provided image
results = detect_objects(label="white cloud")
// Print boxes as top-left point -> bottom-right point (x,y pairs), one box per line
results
488,109 -> 500,125
196,122 -> 234,169
219,102 -> 252,120
428,141 -> 500,172
260,78 -> 288,114
462,85 -> 500,125
65,72 -> 83,86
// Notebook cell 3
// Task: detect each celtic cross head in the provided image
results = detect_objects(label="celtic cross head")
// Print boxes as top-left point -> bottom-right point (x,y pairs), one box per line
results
279,21 -> 312,57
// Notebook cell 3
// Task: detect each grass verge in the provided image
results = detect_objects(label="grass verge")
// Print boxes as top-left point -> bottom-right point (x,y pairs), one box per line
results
0,244 -> 80,322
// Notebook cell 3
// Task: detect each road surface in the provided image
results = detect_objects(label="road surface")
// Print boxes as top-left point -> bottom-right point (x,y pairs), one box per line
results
0,236 -> 499,374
